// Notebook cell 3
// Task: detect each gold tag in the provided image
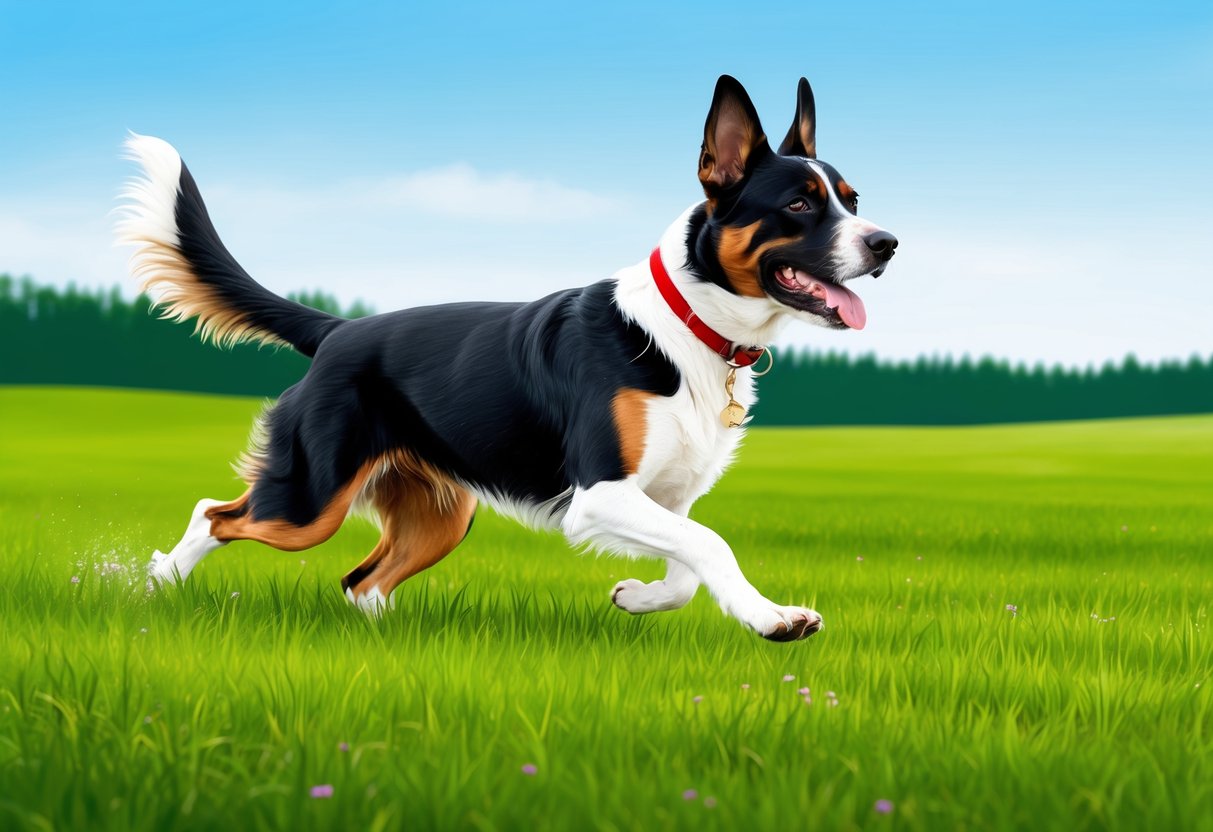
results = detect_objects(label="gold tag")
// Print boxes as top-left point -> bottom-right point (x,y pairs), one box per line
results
719,368 -> 747,428
720,400 -> 746,428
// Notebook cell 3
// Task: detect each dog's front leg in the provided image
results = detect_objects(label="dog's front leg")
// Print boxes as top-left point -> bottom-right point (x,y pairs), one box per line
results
563,480 -> 822,641
610,559 -> 700,614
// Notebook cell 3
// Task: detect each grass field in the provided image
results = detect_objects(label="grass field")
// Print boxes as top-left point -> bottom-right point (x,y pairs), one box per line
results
1,387 -> 1211,831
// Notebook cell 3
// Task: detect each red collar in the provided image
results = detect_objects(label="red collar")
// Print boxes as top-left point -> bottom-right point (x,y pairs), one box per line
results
649,247 -> 766,367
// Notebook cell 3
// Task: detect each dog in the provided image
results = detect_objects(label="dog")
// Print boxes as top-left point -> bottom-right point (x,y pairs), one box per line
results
117,75 -> 896,641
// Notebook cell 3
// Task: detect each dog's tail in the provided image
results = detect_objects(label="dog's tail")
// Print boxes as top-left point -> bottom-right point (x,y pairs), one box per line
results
115,133 -> 343,357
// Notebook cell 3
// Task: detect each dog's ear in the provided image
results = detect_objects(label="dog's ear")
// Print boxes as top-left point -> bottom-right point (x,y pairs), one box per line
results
778,77 -> 817,159
698,75 -> 769,195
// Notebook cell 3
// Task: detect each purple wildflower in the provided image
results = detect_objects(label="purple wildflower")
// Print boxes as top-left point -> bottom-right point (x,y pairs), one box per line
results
692,695 -> 703,704
782,674 -> 795,682
704,796 -> 717,809
310,784 -> 334,799
682,789 -> 698,801
70,575 -> 80,584
1005,604 -> 1018,617
740,683 -> 751,690
874,799 -> 894,814
521,763 -> 538,776
797,687 -> 811,696
338,742 -> 349,752
856,556 -> 864,562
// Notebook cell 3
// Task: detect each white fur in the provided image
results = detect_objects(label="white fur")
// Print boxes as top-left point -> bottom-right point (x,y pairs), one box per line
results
566,205 -> 822,636
144,201 -> 823,635
466,486 -> 572,531
115,133 -> 183,257
612,205 -> 773,512
147,498 -> 227,585
563,480 -> 820,637
345,585 -> 392,616
804,159 -> 889,282
611,558 -> 699,613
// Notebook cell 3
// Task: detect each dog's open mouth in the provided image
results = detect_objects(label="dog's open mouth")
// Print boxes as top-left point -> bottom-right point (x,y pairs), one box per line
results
773,265 -> 868,330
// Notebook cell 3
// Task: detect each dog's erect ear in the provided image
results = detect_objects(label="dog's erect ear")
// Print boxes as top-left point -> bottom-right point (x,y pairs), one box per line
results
698,75 -> 769,195
778,77 -> 817,159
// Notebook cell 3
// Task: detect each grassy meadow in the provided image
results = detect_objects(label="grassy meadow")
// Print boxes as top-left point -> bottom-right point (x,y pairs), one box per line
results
0,386 -> 1210,831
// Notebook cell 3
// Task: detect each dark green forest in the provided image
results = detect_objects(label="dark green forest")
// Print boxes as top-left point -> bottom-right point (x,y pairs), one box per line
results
2,275 -> 1210,425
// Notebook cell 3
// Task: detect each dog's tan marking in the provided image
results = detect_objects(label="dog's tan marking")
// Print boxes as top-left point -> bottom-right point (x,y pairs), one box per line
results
717,222 -> 798,298
612,388 -> 653,476
836,179 -> 857,212
792,120 -> 816,160
365,448 -> 466,515
206,460 -> 378,550
342,456 -> 476,601
698,96 -> 766,190
126,236 -> 289,351
805,174 -> 825,202
717,222 -> 765,297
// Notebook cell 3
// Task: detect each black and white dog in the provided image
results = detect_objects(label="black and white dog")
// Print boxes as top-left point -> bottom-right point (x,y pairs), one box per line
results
118,76 -> 896,642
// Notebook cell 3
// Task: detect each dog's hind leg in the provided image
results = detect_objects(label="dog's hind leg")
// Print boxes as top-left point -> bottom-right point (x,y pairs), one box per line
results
148,461 -> 377,586
340,452 -> 476,615
148,498 -> 230,585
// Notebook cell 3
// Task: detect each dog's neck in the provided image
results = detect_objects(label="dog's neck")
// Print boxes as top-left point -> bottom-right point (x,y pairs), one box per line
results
656,203 -> 788,350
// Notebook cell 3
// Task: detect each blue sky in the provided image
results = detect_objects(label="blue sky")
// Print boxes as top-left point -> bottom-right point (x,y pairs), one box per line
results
3,0 -> 1211,364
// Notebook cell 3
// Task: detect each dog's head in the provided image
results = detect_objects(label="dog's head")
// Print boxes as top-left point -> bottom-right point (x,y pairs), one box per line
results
691,76 -> 897,331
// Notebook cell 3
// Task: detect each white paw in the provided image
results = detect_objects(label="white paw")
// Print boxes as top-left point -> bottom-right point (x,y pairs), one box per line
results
610,578 -> 653,614
147,550 -> 179,585
746,603 -> 823,642
345,585 -> 392,617
610,577 -> 699,614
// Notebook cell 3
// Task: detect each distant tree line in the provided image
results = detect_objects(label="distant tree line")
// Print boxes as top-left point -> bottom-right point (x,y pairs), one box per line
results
2,275 -> 1210,425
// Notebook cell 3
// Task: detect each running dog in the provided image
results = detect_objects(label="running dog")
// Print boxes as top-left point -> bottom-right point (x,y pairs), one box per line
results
117,75 -> 897,641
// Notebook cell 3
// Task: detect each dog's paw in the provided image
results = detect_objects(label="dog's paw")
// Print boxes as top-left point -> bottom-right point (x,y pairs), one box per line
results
146,550 -> 179,586
345,585 -> 392,617
750,604 -> 823,642
610,578 -> 651,614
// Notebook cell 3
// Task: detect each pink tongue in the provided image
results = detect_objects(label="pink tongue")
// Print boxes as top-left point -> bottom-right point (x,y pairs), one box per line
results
821,281 -> 867,330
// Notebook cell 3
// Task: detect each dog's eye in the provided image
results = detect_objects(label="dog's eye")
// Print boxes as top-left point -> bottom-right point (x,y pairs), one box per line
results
851,193 -> 860,212
787,199 -> 810,213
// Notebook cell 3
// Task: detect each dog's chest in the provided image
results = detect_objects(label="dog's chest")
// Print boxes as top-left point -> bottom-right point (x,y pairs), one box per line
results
633,371 -> 755,511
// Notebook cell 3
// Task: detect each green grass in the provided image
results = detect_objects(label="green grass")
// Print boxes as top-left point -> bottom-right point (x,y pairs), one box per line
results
1,387 -> 1211,831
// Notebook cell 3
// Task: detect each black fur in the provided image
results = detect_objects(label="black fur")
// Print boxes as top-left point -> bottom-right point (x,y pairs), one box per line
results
175,164 -> 342,357
160,74 -> 889,531
235,283 -> 678,526
685,77 -> 878,326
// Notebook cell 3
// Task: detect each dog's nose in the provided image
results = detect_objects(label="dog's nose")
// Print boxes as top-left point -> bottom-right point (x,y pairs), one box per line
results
863,230 -> 899,261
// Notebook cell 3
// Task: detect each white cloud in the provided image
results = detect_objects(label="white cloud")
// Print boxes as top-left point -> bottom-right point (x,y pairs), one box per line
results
774,220 -> 1213,366
0,201 -> 127,286
2,167 -> 1211,368
196,163 -> 622,227
368,163 -> 620,222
